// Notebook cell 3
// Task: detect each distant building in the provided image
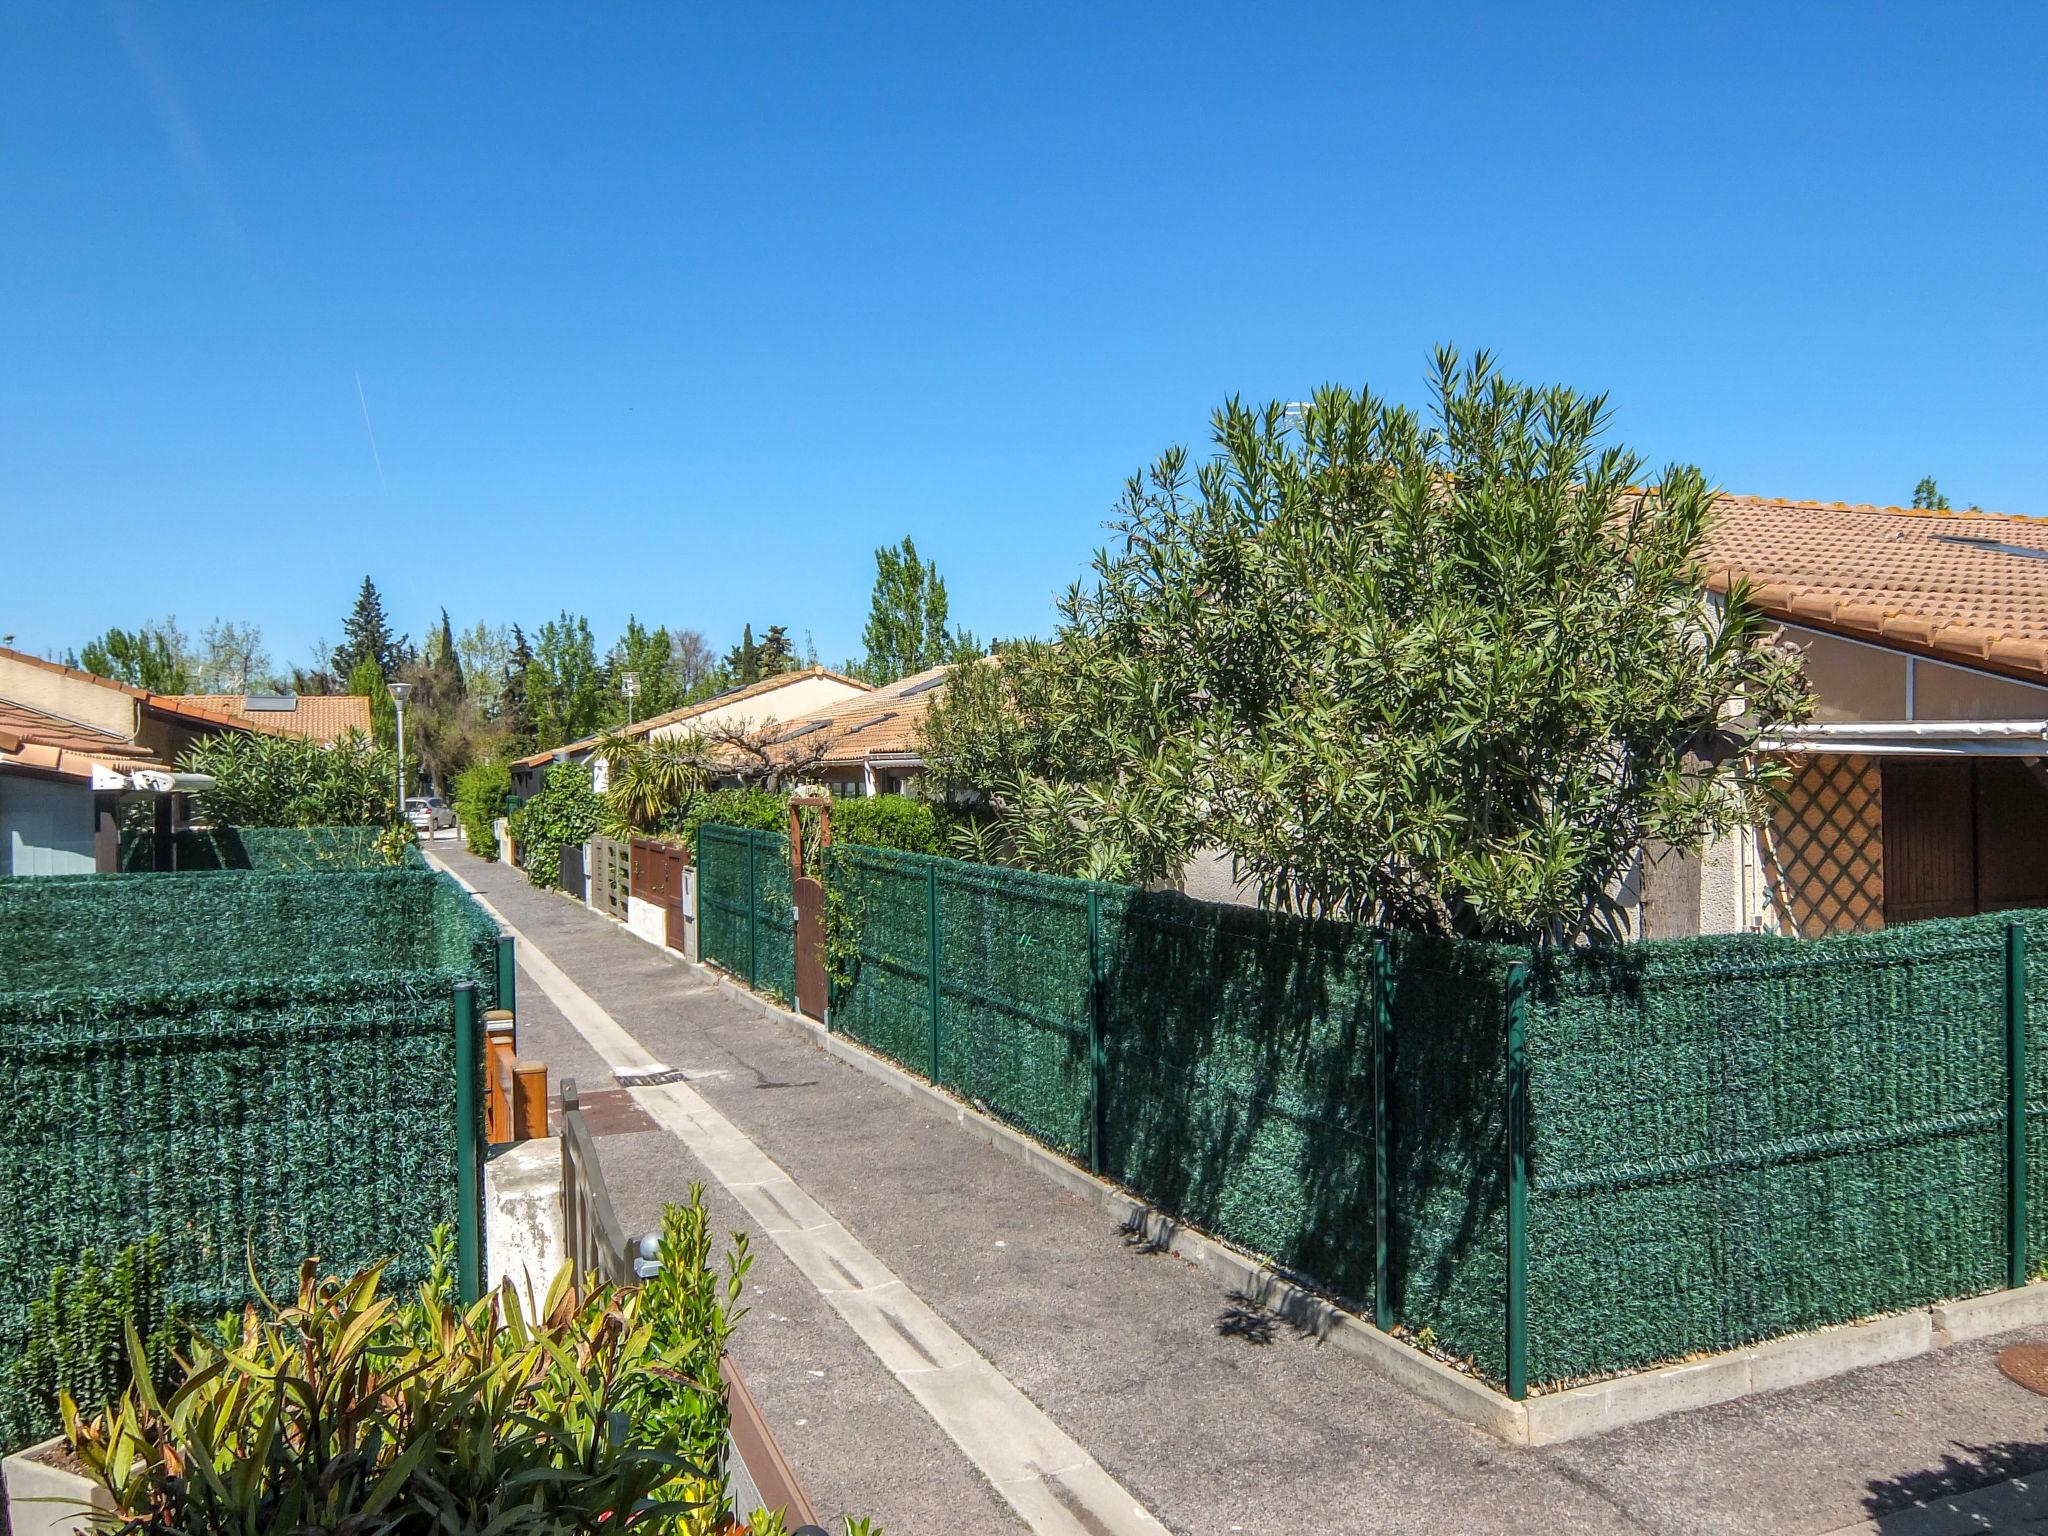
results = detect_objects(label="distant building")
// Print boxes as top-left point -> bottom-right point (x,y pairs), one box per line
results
0,647 -> 254,875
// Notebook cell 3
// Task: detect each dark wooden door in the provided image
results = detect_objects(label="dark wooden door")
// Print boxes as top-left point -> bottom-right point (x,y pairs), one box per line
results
794,875 -> 827,1019
1883,760 -> 1977,925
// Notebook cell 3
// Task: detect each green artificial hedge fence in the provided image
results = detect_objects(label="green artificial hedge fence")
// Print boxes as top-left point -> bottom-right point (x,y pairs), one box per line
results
698,825 -> 2048,1395
0,864 -> 498,1447
119,824 -> 426,872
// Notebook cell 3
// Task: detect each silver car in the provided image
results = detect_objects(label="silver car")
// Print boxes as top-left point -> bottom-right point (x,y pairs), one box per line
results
405,795 -> 456,832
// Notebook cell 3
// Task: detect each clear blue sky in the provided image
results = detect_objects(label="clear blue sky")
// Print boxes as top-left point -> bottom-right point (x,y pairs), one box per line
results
4,2 -> 2043,675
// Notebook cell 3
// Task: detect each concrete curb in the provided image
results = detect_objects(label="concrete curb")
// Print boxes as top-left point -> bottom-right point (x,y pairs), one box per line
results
477,858 -> 2048,1447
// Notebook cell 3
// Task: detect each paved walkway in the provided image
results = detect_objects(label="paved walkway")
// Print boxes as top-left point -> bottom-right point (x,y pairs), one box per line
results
440,847 -> 2048,1536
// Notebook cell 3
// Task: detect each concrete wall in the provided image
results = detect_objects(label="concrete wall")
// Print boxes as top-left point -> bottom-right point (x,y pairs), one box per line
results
0,773 -> 96,876
0,653 -> 139,739
626,894 -> 667,948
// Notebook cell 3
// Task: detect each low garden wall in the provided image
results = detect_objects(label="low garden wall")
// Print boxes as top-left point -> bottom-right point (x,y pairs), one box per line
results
0,853 -> 499,1446
698,825 -> 2048,1397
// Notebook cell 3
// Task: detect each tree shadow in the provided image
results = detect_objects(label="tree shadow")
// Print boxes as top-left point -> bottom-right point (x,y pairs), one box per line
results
1861,1439 -> 2048,1523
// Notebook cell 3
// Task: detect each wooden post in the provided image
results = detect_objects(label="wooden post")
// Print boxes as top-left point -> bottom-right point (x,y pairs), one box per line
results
485,1018 -> 516,1144
513,1059 -> 549,1141
151,793 -> 173,871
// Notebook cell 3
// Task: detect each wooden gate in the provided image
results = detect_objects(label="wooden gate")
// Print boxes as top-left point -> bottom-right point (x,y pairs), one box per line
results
789,797 -> 830,1021
630,836 -> 690,952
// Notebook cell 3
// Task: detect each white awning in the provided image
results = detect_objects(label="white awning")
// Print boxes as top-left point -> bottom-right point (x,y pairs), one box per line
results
1757,720 -> 2048,757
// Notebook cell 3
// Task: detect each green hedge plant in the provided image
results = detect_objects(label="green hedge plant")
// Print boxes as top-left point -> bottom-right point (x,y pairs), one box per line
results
9,1237 -> 185,1443
454,756 -> 513,860
509,759 -> 600,887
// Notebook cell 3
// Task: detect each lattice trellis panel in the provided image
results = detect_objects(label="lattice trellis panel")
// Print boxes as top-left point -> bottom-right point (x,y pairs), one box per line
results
1765,753 -> 1885,937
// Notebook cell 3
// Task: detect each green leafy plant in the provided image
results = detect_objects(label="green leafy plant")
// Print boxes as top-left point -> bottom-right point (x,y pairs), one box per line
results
921,349 -> 1813,940
678,788 -> 789,855
509,758 -> 601,887
179,728 -> 398,827
10,1237 -> 186,1436
454,756 -> 514,859
829,794 -> 943,855
374,821 -> 416,866
596,731 -> 709,843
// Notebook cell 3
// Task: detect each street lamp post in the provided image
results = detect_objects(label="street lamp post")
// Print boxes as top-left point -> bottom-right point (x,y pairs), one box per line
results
621,670 -> 640,728
389,682 -> 413,822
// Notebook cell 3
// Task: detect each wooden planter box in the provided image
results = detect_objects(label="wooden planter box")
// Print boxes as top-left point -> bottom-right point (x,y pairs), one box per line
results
2,1438 -> 111,1536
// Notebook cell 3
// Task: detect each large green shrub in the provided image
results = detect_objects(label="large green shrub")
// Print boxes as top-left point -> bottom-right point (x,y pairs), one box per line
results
679,788 -> 788,855
180,729 -> 396,827
510,759 -> 600,887
454,757 -> 513,860
830,794 -> 943,855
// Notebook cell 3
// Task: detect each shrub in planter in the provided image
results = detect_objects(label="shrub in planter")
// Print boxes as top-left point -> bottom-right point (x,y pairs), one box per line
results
6,1237 -> 184,1449
508,760 -> 600,889
828,794 -> 942,855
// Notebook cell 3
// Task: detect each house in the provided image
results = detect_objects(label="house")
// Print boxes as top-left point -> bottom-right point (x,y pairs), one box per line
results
1640,495 -> 2048,938
0,647 -> 254,875
716,662 -> 960,796
156,692 -> 373,744
511,667 -> 872,797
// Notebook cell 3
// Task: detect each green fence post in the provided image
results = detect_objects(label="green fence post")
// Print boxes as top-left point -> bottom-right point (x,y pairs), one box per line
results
496,933 -> 516,1018
1087,888 -> 1104,1176
1373,934 -> 1393,1333
2010,921 -> 2029,1291
747,834 -> 761,989
1505,959 -> 1530,1401
454,979 -> 484,1305
927,862 -> 943,1085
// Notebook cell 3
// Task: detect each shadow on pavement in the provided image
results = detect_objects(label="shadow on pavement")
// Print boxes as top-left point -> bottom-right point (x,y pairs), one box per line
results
1862,1438 -> 2048,1523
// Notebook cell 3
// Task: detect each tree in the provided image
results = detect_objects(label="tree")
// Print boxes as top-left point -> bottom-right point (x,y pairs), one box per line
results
332,577 -> 410,678
456,622 -> 513,719
194,619 -> 277,693
402,609 -> 477,794
426,609 -> 465,697
501,625 -> 537,748
1912,476 -> 1951,511
720,624 -> 799,687
923,350 -> 1813,941
606,617 -> 681,723
76,620 -> 192,693
858,536 -> 978,683
526,611 -> 605,747
670,629 -> 717,702
347,657 -> 397,750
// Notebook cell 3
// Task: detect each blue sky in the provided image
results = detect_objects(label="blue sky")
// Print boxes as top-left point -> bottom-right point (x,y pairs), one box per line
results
4,3 -> 2043,675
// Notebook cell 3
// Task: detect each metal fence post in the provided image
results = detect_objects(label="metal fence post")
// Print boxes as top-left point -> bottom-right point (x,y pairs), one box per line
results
496,933 -> 516,1018
927,862 -> 942,1085
2010,922 -> 2030,1291
748,833 -> 761,988
454,979 -> 484,1305
1373,934 -> 1393,1333
1086,888 -> 1104,1176
1505,960 -> 1530,1401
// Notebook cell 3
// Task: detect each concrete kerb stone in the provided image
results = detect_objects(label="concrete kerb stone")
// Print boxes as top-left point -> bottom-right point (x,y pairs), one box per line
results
524,864 -> 2048,1448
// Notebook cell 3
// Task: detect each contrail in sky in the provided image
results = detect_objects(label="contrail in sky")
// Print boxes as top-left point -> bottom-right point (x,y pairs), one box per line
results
354,371 -> 387,492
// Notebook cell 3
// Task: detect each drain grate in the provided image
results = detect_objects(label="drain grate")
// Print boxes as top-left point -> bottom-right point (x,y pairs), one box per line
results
614,1066 -> 688,1088
1995,1342 -> 2048,1395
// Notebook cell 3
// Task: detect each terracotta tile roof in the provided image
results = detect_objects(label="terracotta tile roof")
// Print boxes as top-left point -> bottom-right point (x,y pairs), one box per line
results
157,693 -> 373,743
733,660 -> 980,773
0,697 -> 161,781
0,697 -> 155,757
1701,495 -> 2048,683
514,667 -> 874,768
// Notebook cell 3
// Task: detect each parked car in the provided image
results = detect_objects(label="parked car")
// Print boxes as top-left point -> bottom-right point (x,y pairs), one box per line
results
405,795 -> 456,832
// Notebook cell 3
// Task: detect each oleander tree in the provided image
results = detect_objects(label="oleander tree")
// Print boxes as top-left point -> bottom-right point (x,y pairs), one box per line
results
920,348 -> 1813,941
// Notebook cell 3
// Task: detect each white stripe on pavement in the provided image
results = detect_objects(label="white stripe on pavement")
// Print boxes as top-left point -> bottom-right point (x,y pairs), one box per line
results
441,862 -> 1162,1536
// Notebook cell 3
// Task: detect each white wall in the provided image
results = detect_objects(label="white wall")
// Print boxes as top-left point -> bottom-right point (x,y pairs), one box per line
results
0,774 -> 96,876
648,672 -> 868,742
